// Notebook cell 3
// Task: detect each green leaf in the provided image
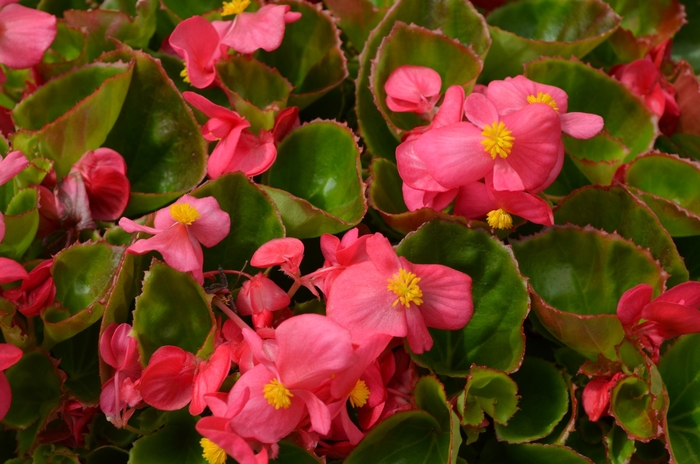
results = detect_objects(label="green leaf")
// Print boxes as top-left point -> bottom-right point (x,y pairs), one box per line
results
85,446 -> 129,464
129,409 -> 206,464
263,121 -> 366,238
610,375 -> 660,441
256,1 -> 348,109
672,0 -> 700,73
323,0 -> 386,52
554,185 -> 688,287
622,153 -> 700,236
132,260 -> 214,363
11,61 -> 134,178
371,22 -> 482,132
563,132 -> 629,185
413,376 -> 462,464
191,173 -> 285,275
14,158 -> 52,189
525,58 -> 657,159
0,188 -> 39,261
356,0 -> 489,159
396,219 -> 528,374
275,441 -> 323,464
658,333 -> 700,462
215,55 -> 292,133
38,22 -> 87,80
50,320 -> 101,403
481,0 -> 620,81
460,366 -> 519,426
481,441 -> 595,464
604,425 -> 635,464
494,357 -> 568,443
100,48 -> 207,216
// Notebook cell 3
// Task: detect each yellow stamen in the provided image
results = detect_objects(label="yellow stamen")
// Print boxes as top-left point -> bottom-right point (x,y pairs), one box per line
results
200,438 -> 227,464
481,121 -> 515,159
263,378 -> 294,410
222,0 -> 250,16
170,203 -> 201,225
349,379 -> 370,408
180,66 -> 191,84
527,92 -> 559,112
387,268 -> 423,308
486,209 -> 513,229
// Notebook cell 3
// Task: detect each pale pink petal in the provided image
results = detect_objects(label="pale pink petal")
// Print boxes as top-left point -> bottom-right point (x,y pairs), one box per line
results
0,151 -> 28,185
401,184 -> 457,211
453,182 -> 495,219
463,92 -> 500,128
492,157 -> 525,191
180,195 -> 230,247
410,261 -> 473,331
0,343 -> 22,370
293,389 -> 332,435
169,16 -> 222,88
223,4 -> 297,55
432,85 -> 465,128
616,284 -> 653,327
485,79 -> 530,116
223,130 -> 277,177
190,345 -> 231,415
0,4 -> 56,69
251,238 -> 304,274
0,257 -> 28,284
236,273 -> 290,316
507,75 -> 569,114
655,281 -> 700,308
118,217 -> 160,235
404,304 -> 433,353
196,415 -> 265,464
127,225 -> 204,283
494,189 -> 554,226
560,112 -> 604,139
384,65 -> 442,114
396,135 -> 450,192
363,234 -> 401,278
140,346 -> 196,411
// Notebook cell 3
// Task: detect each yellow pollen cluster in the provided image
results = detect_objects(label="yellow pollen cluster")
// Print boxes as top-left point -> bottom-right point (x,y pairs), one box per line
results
387,268 -> 424,308
349,379 -> 370,408
222,0 -> 250,16
486,209 -> 513,229
200,438 -> 227,464
263,378 -> 294,409
180,66 -> 191,84
481,121 -> 515,159
527,92 -> 559,112
170,203 -> 201,225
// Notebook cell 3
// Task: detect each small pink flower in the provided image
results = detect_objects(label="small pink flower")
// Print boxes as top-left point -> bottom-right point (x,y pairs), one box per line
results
581,372 -> 624,422
119,195 -> 230,284
326,234 -> 473,354
236,273 -> 290,318
169,16 -> 227,88
384,65 -> 442,115
251,238 -> 317,296
220,4 -> 302,55
0,2 -> 56,69
0,257 -> 28,284
0,343 -> 22,421
311,228 -> 371,295
73,148 -> 130,221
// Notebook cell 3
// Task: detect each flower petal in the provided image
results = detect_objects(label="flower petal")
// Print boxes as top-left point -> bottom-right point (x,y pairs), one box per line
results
616,284 -> 653,327
0,4 -> 56,69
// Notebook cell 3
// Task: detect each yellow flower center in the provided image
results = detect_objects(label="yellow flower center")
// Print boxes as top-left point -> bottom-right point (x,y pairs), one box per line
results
481,121 -> 515,159
263,378 -> 294,409
387,268 -> 423,308
170,203 -> 201,225
349,379 -> 370,408
180,66 -> 191,84
486,209 -> 513,229
527,92 -> 559,112
200,438 -> 227,464
222,0 -> 250,16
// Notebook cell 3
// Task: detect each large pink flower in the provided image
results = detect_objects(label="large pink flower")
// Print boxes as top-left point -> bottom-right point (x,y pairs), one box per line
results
326,234 -> 473,354
414,92 -> 561,192
0,343 -> 22,421
119,195 -> 230,284
0,1 -> 56,69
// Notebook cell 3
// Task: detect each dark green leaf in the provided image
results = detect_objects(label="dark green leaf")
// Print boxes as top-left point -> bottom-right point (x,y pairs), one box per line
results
0,188 -> 39,261
129,409 -> 206,464
610,375 -> 660,441
460,366 -> 519,426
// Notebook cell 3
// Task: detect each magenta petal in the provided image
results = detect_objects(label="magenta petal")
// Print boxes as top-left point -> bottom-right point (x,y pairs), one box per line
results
453,182 -> 495,219
463,93 -> 499,128
384,65 -> 442,114
402,184 -> 457,212
223,130 -> 277,177
494,189 -> 553,226
140,346 -> 196,411
411,262 -> 473,331
339,405 -> 365,445
642,302 -> 700,339
432,85 -> 465,128
190,345 -> 231,415
0,151 -> 28,185
529,141 -> 565,194
560,112 -> 604,139
404,304 -> 433,354
197,415 -> 264,464
0,372 -> 11,421
251,238 -> 304,272
0,343 -> 22,370
654,281 -> 700,308
0,4 -> 56,69
582,377 -> 613,422
0,257 -> 28,284
616,284 -> 653,327
118,218 -> 160,235
169,16 -> 221,88
223,4 -> 294,54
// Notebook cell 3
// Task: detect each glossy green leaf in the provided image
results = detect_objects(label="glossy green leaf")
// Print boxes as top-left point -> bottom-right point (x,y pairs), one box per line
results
672,0 -> 700,72
494,357 -> 568,443
0,188 -> 39,261
323,0 -> 386,51
371,22 -> 482,131
610,375 -> 660,441
656,133 -> 700,161
554,185 -> 688,287
0,298 -> 33,351
263,121 -> 365,238
368,157 -> 467,234
413,376 -> 462,464
623,153 -> 700,236
215,55 -> 292,133
396,219 -> 528,374
512,226 -> 665,317
31,443 -> 81,464
129,409 -> 206,464
191,172 -> 285,275
39,22 -> 87,77
544,153 -> 591,197
275,441 -> 323,464
356,0 -> 489,159
50,320 -> 101,403
659,333 -> 700,463
564,132 -> 629,185
460,366 -> 519,426
480,441 -> 595,464
11,61 -> 134,178
481,0 -> 620,81
132,260 -> 214,363
100,48 -> 207,216
604,425 -> 635,464
15,157 -> 52,189
256,1 -> 347,109
525,58 -> 657,159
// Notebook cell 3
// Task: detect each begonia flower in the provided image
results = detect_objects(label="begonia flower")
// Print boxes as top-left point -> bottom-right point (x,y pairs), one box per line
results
454,181 -> 553,229
310,228 -> 371,296
326,233 -> 473,354
119,195 -> 230,284
0,343 -> 22,421
219,4 -> 302,55
227,314 -> 357,444
0,2 -> 56,69
250,237 -> 317,296
169,16 -> 226,88
72,148 -> 130,221
0,257 -> 28,284
0,151 -> 29,242
384,65 -> 442,115
54,172 -> 95,233
414,92 -> 561,192
616,282 -> 700,362
236,273 -> 290,319
581,372 -> 624,422
3,259 -> 55,317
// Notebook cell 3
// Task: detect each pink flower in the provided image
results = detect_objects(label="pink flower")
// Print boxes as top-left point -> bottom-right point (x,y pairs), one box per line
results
169,16 -> 227,88
250,237 -> 317,296
326,234 -> 473,354
311,228 -> 371,295
384,65 -> 442,115
414,92 -> 561,192
72,148 -> 130,221
0,257 -> 28,284
220,4 -> 302,55
0,2 -> 56,69
236,273 -> 290,319
0,343 -> 22,421
119,195 -> 230,284
454,181 -> 553,229
617,282 -> 700,362
3,259 -> 55,317
581,372 -> 624,422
